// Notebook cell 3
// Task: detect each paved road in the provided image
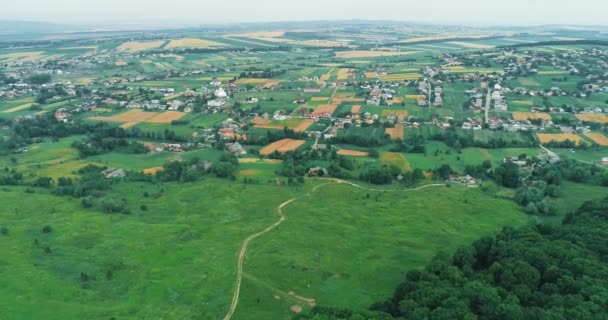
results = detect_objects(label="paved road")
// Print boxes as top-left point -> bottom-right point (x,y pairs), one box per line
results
484,88 -> 491,123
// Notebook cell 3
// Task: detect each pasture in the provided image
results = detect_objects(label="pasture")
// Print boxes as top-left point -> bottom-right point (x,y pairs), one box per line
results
238,183 -> 527,318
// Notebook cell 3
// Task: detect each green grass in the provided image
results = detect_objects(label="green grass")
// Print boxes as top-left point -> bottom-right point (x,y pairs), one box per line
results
0,180 -> 297,320
237,183 -> 528,318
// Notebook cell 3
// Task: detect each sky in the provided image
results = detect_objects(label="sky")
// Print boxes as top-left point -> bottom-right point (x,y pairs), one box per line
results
1,0 -> 607,26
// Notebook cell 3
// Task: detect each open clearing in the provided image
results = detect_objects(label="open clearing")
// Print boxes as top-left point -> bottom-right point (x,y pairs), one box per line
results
381,152 -> 411,171
584,133 -> 608,146
116,41 -> 165,52
311,104 -> 338,117
575,114 -> 608,123
335,51 -> 418,58
512,112 -> 552,121
259,139 -> 306,156
385,124 -> 405,140
337,149 -> 369,157
537,133 -> 583,145
165,38 -> 226,49
143,167 -> 164,175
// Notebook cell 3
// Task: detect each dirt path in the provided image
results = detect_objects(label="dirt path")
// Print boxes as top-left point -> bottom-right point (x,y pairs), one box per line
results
222,179 -> 444,319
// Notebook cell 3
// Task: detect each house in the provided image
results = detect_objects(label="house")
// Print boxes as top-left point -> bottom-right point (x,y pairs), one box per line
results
303,87 -> 321,93
208,99 -> 226,108
225,142 -> 247,156
601,157 -> 608,166
307,167 -> 328,177
218,128 -> 235,139
102,168 -> 126,179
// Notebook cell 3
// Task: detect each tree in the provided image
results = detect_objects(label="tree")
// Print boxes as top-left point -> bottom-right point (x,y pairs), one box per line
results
28,74 -> 52,85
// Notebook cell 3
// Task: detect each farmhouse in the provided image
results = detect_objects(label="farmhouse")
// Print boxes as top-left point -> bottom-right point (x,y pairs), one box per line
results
208,99 -> 227,108
225,142 -> 247,156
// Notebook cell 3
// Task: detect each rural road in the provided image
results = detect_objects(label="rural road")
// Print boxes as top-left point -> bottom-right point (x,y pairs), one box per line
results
222,179 -> 445,319
484,88 -> 491,123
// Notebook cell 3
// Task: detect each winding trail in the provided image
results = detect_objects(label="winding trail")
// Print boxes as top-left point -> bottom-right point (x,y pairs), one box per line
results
222,179 -> 445,319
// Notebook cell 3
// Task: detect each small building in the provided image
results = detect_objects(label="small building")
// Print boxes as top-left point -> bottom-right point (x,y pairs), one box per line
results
102,168 -> 126,179
303,87 -> 321,93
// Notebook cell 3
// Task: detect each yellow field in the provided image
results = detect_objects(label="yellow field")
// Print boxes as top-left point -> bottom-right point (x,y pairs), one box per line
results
1,103 -> 34,113
575,114 -> 608,124
236,78 -> 271,84
537,133 -> 583,145
406,95 -> 426,100
448,41 -> 494,49
0,51 -> 46,63
513,112 -> 552,121
351,105 -> 361,114
115,58 -> 128,66
385,124 -> 405,140
263,80 -> 280,88
337,149 -> 369,157
337,68 -> 352,80
381,152 -> 411,172
160,53 -> 185,61
364,72 -> 378,78
336,149 -> 369,157
332,97 -> 365,104
146,111 -> 186,124
143,167 -> 164,176
260,139 -> 306,156
381,110 -> 408,117
584,133 -> 608,146
92,108 -> 112,113
293,119 -> 315,132
116,41 -> 165,52
312,104 -> 338,117
335,51 -> 418,58
165,38 -> 226,49
92,109 -> 159,123
311,97 -> 330,102
379,73 -> 421,81
391,97 -> 404,104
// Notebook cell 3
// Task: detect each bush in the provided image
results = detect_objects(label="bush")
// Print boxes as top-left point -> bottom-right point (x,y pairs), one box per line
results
42,225 -> 53,233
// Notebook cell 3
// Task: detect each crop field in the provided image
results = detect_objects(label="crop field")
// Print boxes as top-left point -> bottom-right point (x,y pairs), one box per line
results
259,139 -> 306,156
311,104 -> 338,117
251,117 -> 312,132
337,149 -> 369,157
584,133 -> 608,146
385,124 -> 405,140
91,109 -> 187,126
351,105 -> 361,114
116,40 -> 166,52
311,97 -> 330,102
335,51 -> 418,58
336,68 -> 353,80
512,112 -> 552,121
381,110 -> 408,118
364,72 -> 378,78
575,114 -> 608,123
379,73 -> 421,81
165,38 -> 226,49
1,103 -> 34,113
145,111 -> 187,124
536,133 -> 583,145
0,51 -> 47,63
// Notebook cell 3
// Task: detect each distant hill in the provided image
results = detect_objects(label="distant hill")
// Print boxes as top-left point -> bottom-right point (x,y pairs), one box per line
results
0,20 -> 72,35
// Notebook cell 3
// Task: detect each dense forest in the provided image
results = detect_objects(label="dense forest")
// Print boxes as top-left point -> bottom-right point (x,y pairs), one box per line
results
296,197 -> 608,320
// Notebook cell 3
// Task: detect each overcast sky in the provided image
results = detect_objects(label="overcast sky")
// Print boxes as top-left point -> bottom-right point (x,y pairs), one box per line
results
2,0 -> 606,26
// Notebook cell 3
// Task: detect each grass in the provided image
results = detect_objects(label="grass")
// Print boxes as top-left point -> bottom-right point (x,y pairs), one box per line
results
0,180 -> 297,320
237,183 -> 528,318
